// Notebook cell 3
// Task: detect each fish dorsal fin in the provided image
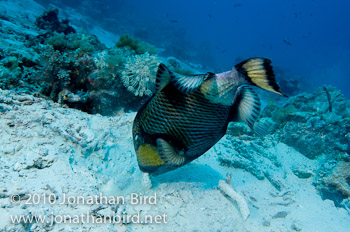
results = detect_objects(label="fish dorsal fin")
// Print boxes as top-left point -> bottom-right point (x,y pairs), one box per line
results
234,86 -> 261,129
156,63 -> 214,94
155,63 -> 173,93
172,72 -> 214,94
156,138 -> 185,167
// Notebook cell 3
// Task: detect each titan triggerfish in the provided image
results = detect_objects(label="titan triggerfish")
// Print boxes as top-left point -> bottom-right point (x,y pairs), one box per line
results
132,58 -> 286,175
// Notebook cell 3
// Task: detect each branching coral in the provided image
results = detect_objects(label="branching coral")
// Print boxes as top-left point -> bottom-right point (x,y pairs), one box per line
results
87,48 -> 129,90
93,51 -> 108,70
37,44 -> 95,100
121,53 -> 160,97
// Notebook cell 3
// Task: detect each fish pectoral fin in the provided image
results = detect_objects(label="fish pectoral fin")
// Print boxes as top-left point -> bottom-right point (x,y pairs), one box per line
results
253,119 -> 275,137
155,64 -> 172,93
172,72 -> 214,94
235,58 -> 288,97
233,86 -> 261,130
156,138 -> 185,167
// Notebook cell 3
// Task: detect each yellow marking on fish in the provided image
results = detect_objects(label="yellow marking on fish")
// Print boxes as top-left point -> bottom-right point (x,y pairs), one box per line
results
136,144 -> 165,166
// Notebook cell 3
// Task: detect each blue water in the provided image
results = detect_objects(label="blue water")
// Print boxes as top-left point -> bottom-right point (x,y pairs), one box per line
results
38,0 -> 350,96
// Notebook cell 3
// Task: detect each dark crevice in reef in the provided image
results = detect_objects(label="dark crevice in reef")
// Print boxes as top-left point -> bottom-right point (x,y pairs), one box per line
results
35,7 -> 76,36
319,185 -> 348,208
346,177 -> 350,187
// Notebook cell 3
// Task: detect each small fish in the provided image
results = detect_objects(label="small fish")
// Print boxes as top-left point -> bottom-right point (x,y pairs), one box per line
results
233,3 -> 242,7
132,58 -> 286,175
283,39 -> 292,46
169,19 -> 178,23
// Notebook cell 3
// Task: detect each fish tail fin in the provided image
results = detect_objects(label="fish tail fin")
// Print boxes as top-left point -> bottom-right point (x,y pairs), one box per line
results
235,58 -> 287,97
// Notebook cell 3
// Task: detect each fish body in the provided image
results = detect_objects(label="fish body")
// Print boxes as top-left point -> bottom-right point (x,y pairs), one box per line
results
132,58 -> 285,175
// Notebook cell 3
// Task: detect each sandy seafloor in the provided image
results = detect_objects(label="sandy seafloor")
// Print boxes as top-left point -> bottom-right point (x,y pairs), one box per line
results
1,0 -> 350,231
0,90 -> 350,231
1,91 -> 350,232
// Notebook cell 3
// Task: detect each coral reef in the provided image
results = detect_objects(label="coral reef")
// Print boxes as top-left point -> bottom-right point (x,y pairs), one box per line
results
121,53 -> 160,97
37,44 -> 96,102
35,8 -> 75,35
315,161 -> 350,209
0,5 -> 210,115
263,86 -> 350,160
116,34 -> 158,55
218,86 -> 350,211
165,56 -> 200,75
0,7 -> 168,114
216,129 -> 285,191
45,32 -> 105,53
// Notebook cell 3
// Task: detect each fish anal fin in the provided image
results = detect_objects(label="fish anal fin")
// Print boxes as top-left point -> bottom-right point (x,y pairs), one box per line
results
156,138 -> 185,167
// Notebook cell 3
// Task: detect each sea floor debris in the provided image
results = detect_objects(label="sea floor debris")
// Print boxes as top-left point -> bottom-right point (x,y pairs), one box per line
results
218,175 -> 250,221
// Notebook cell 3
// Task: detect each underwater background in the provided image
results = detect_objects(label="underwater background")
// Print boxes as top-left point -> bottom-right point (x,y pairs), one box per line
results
0,0 -> 350,231
37,0 -> 350,98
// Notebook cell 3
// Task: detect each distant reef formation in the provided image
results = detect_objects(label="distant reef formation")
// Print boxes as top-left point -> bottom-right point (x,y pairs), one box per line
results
218,85 -> 350,211
0,8 -> 198,115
